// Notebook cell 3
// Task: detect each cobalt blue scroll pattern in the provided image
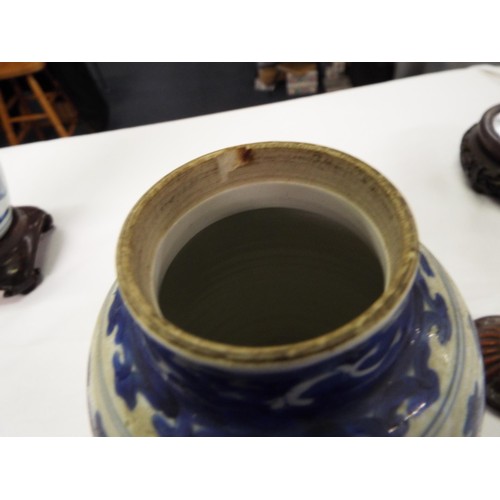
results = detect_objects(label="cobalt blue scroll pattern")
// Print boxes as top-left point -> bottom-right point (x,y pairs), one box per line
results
88,247 -> 484,436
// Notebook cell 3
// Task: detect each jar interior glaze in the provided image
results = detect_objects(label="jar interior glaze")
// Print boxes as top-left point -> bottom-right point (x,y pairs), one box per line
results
158,206 -> 385,347
116,142 -> 419,366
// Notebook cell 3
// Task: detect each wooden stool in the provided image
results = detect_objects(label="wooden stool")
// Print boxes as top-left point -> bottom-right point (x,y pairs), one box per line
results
0,62 -> 78,145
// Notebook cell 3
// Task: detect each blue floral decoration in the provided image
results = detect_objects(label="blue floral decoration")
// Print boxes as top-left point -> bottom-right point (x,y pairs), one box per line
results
104,252 -> 453,436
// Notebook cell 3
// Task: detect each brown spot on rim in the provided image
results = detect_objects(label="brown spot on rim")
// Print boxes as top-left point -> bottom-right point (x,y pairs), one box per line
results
237,146 -> 253,164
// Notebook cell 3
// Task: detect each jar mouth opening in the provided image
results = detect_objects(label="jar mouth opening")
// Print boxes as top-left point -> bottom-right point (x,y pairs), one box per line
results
116,142 -> 419,367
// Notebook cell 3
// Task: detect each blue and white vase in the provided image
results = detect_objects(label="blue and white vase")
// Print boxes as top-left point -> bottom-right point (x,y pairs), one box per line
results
87,142 -> 485,436
0,165 -> 13,239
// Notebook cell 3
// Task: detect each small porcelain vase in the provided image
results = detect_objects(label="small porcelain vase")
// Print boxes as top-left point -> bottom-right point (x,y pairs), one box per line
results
0,165 -> 13,239
87,142 -> 485,436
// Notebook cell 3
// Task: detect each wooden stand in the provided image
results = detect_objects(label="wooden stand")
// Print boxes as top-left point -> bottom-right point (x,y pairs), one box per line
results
460,104 -> 500,200
0,206 -> 53,297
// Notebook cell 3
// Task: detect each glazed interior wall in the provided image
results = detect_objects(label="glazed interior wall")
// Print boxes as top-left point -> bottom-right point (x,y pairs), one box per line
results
152,181 -> 390,315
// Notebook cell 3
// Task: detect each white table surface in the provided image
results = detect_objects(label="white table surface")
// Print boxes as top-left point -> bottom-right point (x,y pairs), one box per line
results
1,64 -> 500,437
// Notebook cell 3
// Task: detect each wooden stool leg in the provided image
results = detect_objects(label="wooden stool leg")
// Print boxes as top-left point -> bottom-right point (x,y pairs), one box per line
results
26,74 -> 69,138
12,81 -> 33,143
0,89 -> 18,145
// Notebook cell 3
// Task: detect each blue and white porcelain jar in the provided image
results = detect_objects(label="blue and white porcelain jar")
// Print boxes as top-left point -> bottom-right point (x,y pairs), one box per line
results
87,142 -> 485,436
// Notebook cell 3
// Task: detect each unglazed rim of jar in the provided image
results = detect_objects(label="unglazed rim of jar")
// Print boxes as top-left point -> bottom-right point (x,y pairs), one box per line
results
116,142 -> 419,368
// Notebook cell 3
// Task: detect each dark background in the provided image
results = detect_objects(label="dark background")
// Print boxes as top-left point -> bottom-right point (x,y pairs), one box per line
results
1,62 -> 397,146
